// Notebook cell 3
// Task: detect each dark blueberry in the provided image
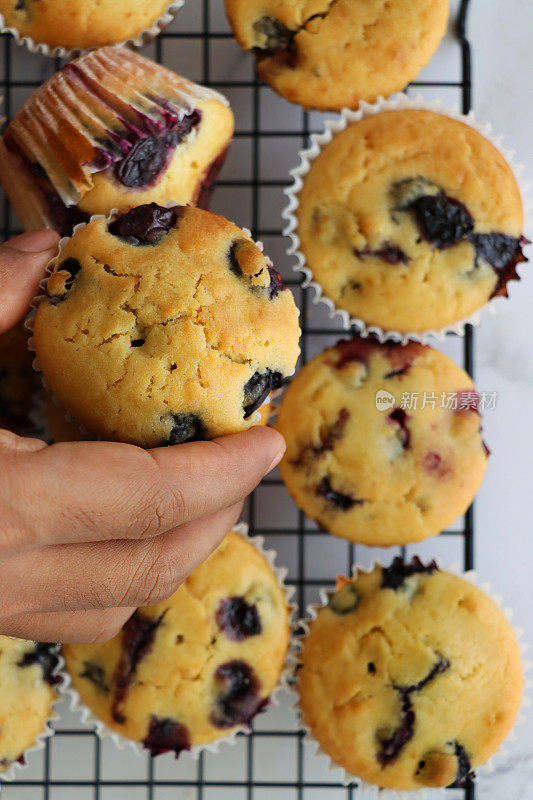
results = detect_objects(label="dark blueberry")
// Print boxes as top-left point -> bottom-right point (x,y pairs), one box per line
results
196,147 -> 229,209
253,16 -> 294,51
317,475 -> 361,511
131,339 -> 145,347
111,611 -> 165,723
243,370 -> 283,418
166,413 -> 206,446
108,203 -> 179,246
115,110 -> 201,189
216,596 -> 262,641
292,408 -> 350,467
267,265 -> 287,299
469,232 -> 529,298
17,643 -> 60,686
328,583 -> 359,615
228,239 -> 247,277
15,0 -> 25,8
387,407 -> 410,449
210,660 -> 266,729
381,557 -> 438,591
407,194 -> 474,249
377,690 -> 415,767
448,741 -> 473,787
377,655 -> 450,767
47,257 -> 82,303
353,242 -> 410,265
368,662 -> 377,674
80,661 -> 109,695
142,715 -> 190,758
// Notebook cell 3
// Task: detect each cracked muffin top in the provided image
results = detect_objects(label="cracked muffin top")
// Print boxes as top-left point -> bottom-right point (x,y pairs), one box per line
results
298,559 -> 523,790
0,638 -> 60,775
296,110 -> 527,332
0,0 -> 175,50
224,0 -> 448,110
63,530 -> 291,754
0,47 -> 234,236
276,335 -> 487,547
33,203 -> 300,448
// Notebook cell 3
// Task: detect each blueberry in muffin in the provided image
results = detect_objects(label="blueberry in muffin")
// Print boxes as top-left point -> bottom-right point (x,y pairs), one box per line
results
0,47 -> 234,236
298,561 -> 523,789
63,530 -> 291,754
296,110 -> 528,332
33,204 -> 300,448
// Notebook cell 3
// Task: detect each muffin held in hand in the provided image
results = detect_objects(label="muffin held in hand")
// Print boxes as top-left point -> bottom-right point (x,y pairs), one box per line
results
0,0 -> 177,51
277,335 -> 487,547
0,46 -> 234,236
296,109 -> 527,332
0,638 -> 60,775
298,559 -> 523,790
0,325 -> 38,436
225,0 -> 448,110
63,530 -> 291,755
33,203 -> 300,448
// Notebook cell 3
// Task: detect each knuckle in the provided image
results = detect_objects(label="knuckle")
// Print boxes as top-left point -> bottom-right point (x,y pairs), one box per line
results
125,471 -> 188,541
123,541 -> 182,607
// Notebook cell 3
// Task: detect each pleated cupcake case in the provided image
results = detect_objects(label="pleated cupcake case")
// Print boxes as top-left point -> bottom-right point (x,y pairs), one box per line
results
293,559 -> 531,799
282,93 -> 530,344
1,646 -> 64,783
58,522 -> 298,762
0,1 -> 185,59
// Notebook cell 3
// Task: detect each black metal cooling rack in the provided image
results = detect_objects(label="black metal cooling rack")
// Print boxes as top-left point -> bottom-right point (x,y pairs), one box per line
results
1,0 -> 475,797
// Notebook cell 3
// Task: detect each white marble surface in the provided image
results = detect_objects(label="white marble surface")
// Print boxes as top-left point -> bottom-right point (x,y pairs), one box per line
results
1,1 -> 532,798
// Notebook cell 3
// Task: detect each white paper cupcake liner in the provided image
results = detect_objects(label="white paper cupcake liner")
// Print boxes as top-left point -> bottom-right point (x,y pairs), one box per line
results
57,522 -> 297,762
282,93 -> 531,344
1,645 -> 64,782
0,1 -> 185,59
294,558 -> 531,799
25,203 -> 299,440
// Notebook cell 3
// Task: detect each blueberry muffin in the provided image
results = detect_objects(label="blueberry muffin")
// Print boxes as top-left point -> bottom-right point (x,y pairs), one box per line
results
63,530 -> 291,754
0,47 -> 234,236
33,203 -> 300,448
0,325 -> 38,436
225,0 -> 448,111
0,639 -> 60,775
276,335 -> 487,546
0,0 -> 177,51
296,109 -> 527,332
298,559 -> 523,790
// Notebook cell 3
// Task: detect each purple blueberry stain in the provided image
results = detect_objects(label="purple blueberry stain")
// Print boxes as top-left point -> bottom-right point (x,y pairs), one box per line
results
17,643 -> 61,686
111,611 -> 166,724
406,193 -> 474,250
267,265 -> 287,299
210,660 -> 267,729
293,408 -> 350,467
108,203 -> 180,246
387,407 -> 410,449
317,475 -> 362,511
80,661 -> 109,695
243,370 -> 283,418
470,232 -> 529,297
216,597 -> 262,641
381,557 -> 438,591
166,413 -> 206,446
377,655 -> 450,767
143,715 -> 191,758
354,242 -> 410,265
448,741 -> 473,787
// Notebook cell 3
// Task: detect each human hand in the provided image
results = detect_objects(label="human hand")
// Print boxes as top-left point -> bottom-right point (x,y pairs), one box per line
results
0,231 -> 286,644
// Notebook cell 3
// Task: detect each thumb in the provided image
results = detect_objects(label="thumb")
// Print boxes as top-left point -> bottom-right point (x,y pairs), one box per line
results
0,229 -> 60,334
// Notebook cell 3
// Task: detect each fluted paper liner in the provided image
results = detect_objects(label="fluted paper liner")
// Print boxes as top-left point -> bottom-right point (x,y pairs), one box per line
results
293,559 -> 531,798
0,46 -> 231,231
25,202 -> 300,440
57,523 -> 297,761
1,647 -> 64,782
0,1 -> 185,59
282,93 -> 531,344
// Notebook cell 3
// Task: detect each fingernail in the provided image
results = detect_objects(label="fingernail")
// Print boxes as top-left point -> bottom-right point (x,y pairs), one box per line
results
7,229 -> 59,254
266,443 -> 286,475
